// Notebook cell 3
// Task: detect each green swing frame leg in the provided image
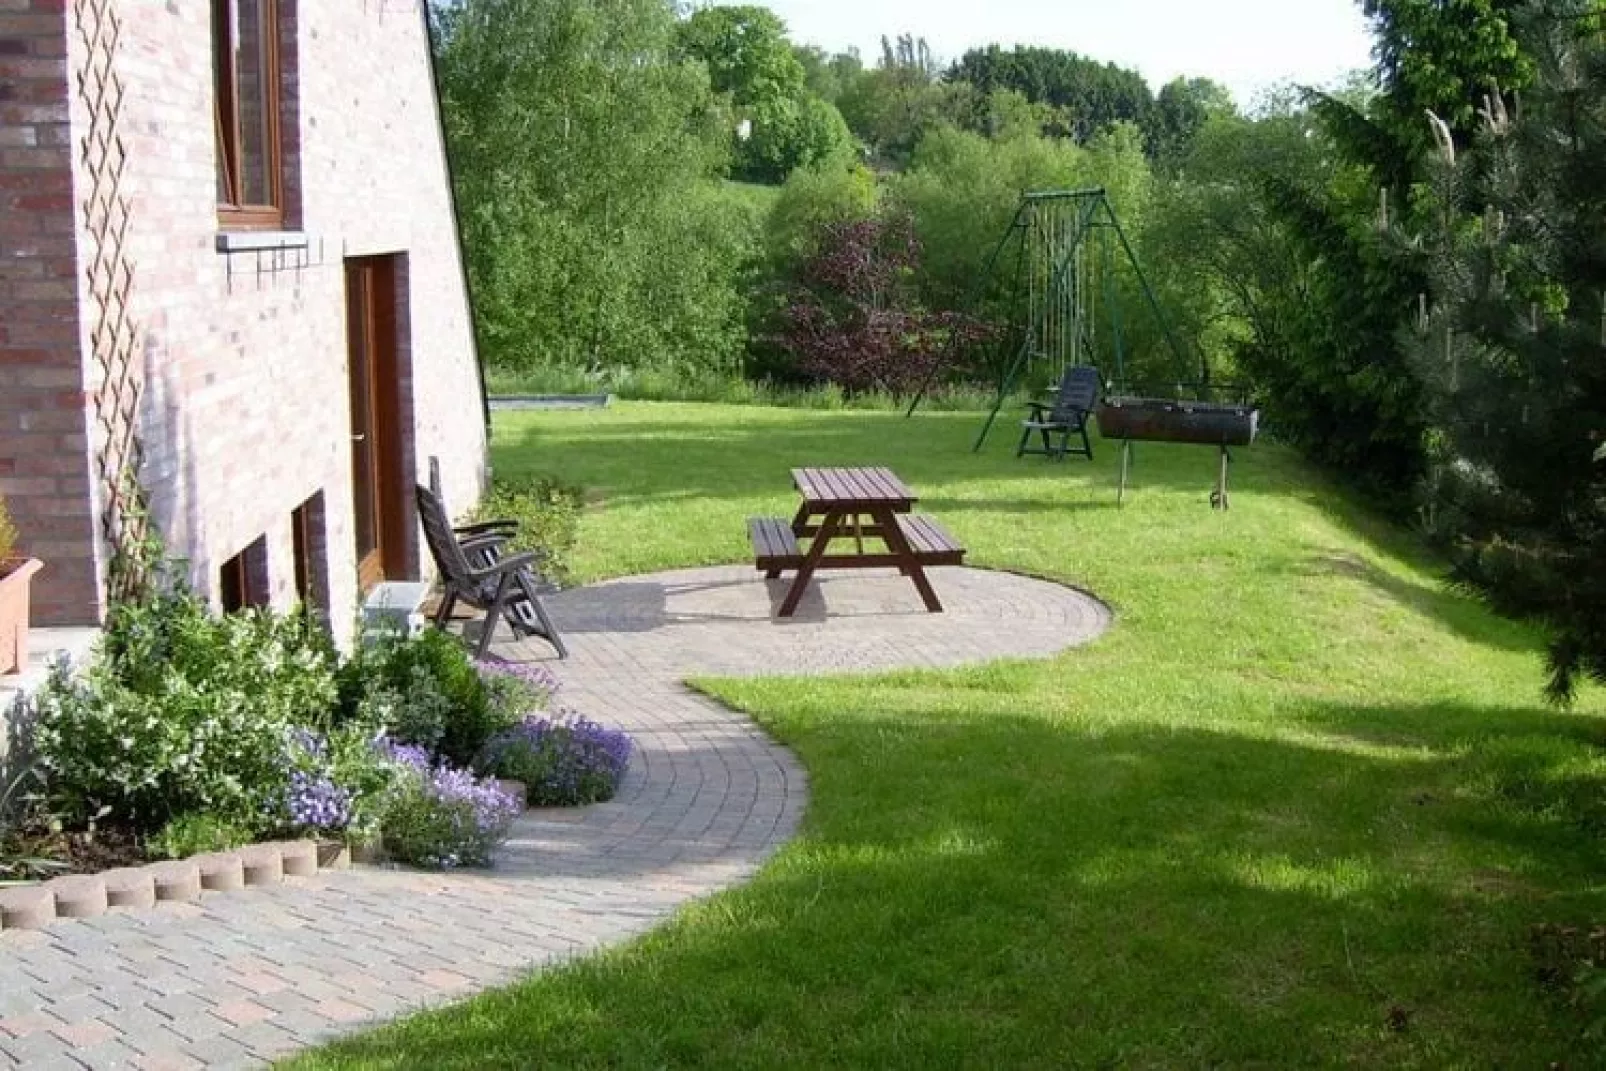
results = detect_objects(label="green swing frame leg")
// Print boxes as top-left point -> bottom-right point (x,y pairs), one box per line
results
974,342 -> 1033,454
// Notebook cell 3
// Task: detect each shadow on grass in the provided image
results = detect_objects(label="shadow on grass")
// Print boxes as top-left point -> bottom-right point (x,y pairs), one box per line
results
1287,551 -> 1540,655
296,699 -> 1606,1069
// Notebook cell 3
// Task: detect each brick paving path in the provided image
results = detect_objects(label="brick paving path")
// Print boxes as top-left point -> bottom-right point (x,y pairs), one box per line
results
0,566 -> 1108,1069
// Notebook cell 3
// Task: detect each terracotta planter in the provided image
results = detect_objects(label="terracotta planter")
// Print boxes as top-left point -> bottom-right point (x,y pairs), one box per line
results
0,558 -> 43,676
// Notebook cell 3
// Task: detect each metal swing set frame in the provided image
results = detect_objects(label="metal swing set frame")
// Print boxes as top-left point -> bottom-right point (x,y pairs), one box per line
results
905,187 -> 1259,508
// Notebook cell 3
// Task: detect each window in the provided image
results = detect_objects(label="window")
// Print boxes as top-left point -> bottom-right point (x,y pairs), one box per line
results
291,492 -> 331,623
219,536 -> 270,612
213,0 -> 284,229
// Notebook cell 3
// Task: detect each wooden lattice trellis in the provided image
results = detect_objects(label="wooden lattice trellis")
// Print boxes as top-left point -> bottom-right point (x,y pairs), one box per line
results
74,0 -> 148,599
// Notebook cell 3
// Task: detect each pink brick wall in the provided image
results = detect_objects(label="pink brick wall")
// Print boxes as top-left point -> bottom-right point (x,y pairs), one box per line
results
0,0 -> 101,626
1,0 -> 487,638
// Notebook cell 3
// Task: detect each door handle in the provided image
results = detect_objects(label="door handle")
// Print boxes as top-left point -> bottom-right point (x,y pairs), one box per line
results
352,433 -> 367,443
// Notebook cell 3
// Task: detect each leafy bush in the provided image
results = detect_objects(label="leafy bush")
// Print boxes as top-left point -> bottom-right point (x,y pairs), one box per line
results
32,591 -> 339,833
480,715 -> 632,806
353,663 -> 457,757
469,476 -> 584,589
741,94 -> 857,184
765,160 -> 879,268
270,726 -> 403,841
149,813 -> 256,860
339,629 -> 517,770
378,750 -> 521,870
0,492 -> 15,563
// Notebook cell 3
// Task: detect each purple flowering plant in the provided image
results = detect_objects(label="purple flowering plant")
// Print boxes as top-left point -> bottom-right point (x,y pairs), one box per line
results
379,758 -> 521,870
272,724 -> 397,840
272,728 -> 350,835
479,713 -> 632,807
476,657 -> 561,716
375,739 -> 433,771
283,770 -> 353,832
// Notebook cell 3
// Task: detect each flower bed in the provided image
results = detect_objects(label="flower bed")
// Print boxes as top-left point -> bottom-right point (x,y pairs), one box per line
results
3,576 -> 633,888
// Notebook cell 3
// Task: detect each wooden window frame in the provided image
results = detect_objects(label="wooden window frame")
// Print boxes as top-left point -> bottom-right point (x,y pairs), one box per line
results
213,0 -> 285,230
220,536 -> 271,613
291,501 -> 311,603
219,552 -> 249,613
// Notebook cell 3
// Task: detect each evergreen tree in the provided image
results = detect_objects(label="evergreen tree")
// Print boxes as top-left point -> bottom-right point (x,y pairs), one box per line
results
1409,1 -> 1606,700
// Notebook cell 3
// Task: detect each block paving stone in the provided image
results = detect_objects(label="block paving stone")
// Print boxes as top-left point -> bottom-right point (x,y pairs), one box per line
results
0,566 -> 1106,1068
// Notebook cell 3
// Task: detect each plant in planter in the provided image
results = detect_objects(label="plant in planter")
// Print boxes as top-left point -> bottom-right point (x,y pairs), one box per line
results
0,492 -> 43,676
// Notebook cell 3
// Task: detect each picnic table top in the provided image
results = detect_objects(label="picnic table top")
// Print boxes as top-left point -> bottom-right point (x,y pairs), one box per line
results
791,466 -> 916,509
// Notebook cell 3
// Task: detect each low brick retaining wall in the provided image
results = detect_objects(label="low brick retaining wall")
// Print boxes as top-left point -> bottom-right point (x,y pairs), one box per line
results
0,839 -> 347,933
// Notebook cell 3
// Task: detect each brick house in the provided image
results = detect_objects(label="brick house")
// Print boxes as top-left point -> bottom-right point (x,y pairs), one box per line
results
0,0 -> 488,644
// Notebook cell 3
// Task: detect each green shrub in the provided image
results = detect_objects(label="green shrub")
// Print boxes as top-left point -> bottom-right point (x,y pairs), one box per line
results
484,367 -> 997,411
268,725 -> 402,846
338,629 -> 519,770
378,757 -> 521,870
148,813 -> 256,860
355,663 -> 457,756
0,492 -> 15,563
324,726 -> 402,846
766,160 -> 879,266
470,475 -> 584,589
32,592 -> 339,834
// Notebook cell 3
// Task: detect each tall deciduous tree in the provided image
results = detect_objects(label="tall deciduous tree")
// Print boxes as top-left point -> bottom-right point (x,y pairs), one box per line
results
433,0 -> 754,375
1145,77 -> 1236,172
949,45 -> 1156,144
674,5 -> 805,105
674,5 -> 855,182
1362,0 -> 1536,146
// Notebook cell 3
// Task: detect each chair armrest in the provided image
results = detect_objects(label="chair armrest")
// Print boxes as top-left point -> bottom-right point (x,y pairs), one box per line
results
468,550 -> 537,581
1024,400 -> 1054,419
456,519 -> 517,537
460,531 -> 513,553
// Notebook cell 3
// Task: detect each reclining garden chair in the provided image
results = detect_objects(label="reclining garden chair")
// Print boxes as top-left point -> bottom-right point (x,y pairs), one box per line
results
1018,364 -> 1101,461
416,483 -> 568,660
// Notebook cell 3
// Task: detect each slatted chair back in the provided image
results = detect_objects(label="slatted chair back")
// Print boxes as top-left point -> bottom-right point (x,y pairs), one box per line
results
416,484 -> 477,587
1050,365 -> 1101,423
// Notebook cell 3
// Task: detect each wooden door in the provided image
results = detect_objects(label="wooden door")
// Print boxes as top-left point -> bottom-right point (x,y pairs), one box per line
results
345,257 -> 406,594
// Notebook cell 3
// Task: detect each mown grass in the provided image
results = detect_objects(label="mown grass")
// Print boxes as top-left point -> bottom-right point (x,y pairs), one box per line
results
296,403 -> 1606,1068
483,364 -> 999,412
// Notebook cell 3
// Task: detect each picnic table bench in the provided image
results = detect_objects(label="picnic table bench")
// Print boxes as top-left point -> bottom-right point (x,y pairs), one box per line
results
748,466 -> 965,618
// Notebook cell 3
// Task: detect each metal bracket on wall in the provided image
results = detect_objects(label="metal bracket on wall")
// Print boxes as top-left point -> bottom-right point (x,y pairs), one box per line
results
216,232 -> 326,290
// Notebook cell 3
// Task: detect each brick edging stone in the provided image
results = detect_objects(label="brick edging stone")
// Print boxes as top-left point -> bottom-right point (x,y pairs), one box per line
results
0,838 -> 340,932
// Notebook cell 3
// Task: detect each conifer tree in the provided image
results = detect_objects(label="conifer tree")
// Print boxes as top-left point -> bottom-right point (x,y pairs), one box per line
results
1410,1 -> 1606,700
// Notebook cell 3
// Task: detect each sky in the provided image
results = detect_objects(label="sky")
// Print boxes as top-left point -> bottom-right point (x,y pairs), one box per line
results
737,0 -> 1377,107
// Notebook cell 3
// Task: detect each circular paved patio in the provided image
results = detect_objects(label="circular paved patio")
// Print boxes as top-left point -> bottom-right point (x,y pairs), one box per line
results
0,566 -> 1108,1070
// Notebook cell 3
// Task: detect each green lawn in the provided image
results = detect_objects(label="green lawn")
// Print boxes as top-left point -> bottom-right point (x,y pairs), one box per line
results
299,402 -> 1606,1068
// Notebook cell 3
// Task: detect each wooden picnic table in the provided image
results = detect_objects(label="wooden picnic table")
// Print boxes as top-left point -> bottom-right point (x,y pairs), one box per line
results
748,466 -> 965,618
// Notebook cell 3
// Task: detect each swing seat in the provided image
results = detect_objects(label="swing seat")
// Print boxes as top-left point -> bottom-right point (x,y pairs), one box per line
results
1018,365 -> 1101,461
